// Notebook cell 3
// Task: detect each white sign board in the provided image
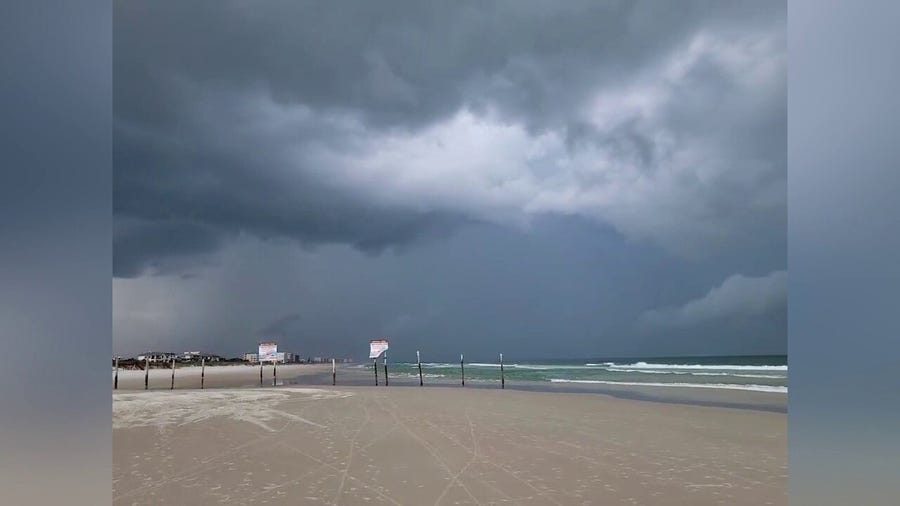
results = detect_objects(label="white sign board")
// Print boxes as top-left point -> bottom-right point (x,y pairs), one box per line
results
258,342 -> 278,362
369,339 -> 389,359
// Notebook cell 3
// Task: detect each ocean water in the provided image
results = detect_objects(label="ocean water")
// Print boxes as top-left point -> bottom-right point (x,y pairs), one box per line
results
352,355 -> 787,393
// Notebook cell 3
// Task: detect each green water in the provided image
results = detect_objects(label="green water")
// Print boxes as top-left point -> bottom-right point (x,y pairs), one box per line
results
355,355 -> 787,393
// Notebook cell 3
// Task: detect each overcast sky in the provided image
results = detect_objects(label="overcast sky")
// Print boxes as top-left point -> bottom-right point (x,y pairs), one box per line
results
113,0 -> 786,361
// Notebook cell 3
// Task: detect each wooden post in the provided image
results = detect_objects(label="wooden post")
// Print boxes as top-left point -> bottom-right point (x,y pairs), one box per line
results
383,352 -> 388,386
460,354 -> 465,387
373,358 -> 378,386
273,359 -> 277,386
201,357 -> 205,389
144,356 -> 149,390
170,357 -> 175,390
114,356 -> 119,390
500,353 -> 504,389
417,350 -> 423,386
260,361 -> 263,385
332,358 -> 336,386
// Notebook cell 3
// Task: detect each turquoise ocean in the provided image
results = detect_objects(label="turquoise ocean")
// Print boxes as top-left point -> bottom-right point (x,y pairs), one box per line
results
351,355 -> 787,394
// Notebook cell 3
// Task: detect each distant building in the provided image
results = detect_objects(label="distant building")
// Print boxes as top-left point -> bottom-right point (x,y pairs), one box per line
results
245,351 -> 300,363
281,352 -> 301,363
180,352 -> 222,363
136,352 -> 177,363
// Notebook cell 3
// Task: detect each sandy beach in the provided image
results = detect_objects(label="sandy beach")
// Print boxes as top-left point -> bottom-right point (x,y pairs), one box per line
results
113,384 -> 786,505
114,363 -> 334,390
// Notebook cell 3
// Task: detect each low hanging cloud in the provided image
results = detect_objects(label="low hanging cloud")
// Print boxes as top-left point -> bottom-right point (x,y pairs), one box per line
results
113,1 -> 785,278
639,270 -> 787,329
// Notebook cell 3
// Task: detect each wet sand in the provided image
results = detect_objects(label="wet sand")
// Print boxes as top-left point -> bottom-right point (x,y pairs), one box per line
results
113,385 -> 786,505
293,366 -> 788,414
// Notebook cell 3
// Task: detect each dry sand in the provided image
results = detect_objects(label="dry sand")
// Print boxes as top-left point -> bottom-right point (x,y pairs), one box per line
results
113,385 -> 786,505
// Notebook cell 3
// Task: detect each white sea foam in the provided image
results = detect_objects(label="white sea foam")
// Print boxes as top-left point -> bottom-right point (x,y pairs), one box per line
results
607,368 -> 785,379
605,361 -> 787,371
548,378 -> 787,393
425,362 -> 786,374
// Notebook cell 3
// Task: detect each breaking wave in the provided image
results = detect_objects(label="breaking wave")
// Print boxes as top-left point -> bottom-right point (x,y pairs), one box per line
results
604,362 -> 787,371
549,378 -> 787,393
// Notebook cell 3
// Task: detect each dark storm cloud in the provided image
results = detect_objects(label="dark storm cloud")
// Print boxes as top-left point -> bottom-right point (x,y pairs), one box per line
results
113,217 -> 222,278
113,106 -> 467,277
114,0 -> 785,277
113,1 -> 786,358
113,217 -> 786,359
115,0 -> 776,130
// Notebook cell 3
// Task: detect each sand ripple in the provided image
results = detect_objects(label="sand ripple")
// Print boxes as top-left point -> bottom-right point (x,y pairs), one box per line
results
113,388 -> 352,431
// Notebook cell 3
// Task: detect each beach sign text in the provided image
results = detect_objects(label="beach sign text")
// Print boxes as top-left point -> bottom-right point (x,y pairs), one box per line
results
258,342 -> 278,363
369,339 -> 389,359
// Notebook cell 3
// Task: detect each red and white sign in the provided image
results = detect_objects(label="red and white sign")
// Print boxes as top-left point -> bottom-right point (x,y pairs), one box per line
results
369,339 -> 389,359
258,342 -> 278,362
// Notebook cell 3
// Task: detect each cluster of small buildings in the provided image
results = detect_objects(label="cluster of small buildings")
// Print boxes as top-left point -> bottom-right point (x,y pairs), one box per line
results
135,351 -> 223,364
240,353 -> 354,364
121,344 -> 355,366
242,351 -> 301,364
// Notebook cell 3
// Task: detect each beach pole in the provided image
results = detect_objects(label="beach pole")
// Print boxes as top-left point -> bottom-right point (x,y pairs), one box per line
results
373,358 -> 378,386
201,357 -> 205,389
170,357 -> 175,390
273,359 -> 277,386
500,353 -> 504,389
144,356 -> 149,390
417,350 -> 423,386
384,352 -> 389,386
332,358 -> 336,386
460,354 -> 465,387
260,361 -> 263,385
114,356 -> 119,390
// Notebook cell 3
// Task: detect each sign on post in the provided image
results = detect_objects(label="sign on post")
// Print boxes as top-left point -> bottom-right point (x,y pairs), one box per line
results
370,339 -> 388,386
258,342 -> 278,363
369,339 -> 389,359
